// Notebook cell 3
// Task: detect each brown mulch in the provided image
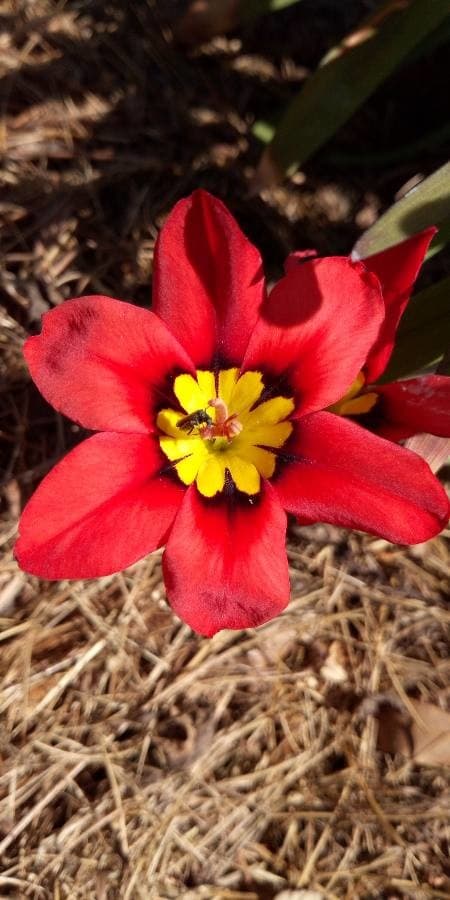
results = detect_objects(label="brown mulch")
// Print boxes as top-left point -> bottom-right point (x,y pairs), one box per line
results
1,1 -> 449,897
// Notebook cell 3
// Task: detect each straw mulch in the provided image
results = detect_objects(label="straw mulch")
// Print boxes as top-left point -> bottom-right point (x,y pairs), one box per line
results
1,2 -> 450,897
1,519 -> 449,899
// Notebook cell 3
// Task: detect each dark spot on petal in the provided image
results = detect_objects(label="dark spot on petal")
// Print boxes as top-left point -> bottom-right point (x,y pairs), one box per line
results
153,366 -> 194,415
233,598 -> 267,627
258,370 -> 293,405
197,480 -> 262,509
158,461 -> 186,483
199,590 -> 269,631
66,305 -> 98,337
45,351 -> 62,372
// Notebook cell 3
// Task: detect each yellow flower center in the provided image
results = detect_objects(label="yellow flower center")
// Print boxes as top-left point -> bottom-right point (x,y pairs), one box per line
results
157,369 -> 294,497
328,371 -> 378,417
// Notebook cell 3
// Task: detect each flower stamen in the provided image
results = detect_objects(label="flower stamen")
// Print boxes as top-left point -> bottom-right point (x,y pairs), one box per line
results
204,397 -> 243,441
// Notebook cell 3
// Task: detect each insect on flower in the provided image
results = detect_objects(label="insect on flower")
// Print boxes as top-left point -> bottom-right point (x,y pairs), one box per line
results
178,399 -> 243,441
15,190 -> 450,636
178,408 -> 213,435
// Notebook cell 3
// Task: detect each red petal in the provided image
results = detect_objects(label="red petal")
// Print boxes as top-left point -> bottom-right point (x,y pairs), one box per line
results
361,228 -> 436,382
16,433 -> 184,578
242,258 -> 384,416
375,376 -> 450,441
153,190 -> 265,367
163,481 -> 289,636
25,295 -> 194,433
274,412 -> 449,544
284,249 -> 318,273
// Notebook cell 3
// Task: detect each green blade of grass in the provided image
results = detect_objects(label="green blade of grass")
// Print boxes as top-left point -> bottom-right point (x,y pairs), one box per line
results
382,276 -> 450,382
257,0 -> 450,183
353,163 -> 450,260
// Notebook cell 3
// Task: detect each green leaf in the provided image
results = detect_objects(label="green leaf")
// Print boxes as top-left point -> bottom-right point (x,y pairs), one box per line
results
404,15 -> 450,66
257,0 -> 450,182
324,124 -> 450,170
353,163 -> 450,259
382,276 -> 450,382
426,217 -> 450,261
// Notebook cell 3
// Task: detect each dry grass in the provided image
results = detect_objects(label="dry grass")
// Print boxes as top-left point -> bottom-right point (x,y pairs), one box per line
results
0,521 -> 449,898
1,1 -> 450,897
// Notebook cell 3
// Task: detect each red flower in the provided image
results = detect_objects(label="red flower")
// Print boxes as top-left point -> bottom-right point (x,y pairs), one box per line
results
16,191 -> 449,636
321,230 -> 450,441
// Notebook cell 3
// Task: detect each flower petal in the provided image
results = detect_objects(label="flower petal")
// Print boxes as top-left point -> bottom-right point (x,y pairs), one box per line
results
16,434 -> 184,578
237,444 -> 276,478
228,371 -> 264,416
361,228 -> 436,382
163,481 -> 289,635
375,375 -> 450,440
173,371 -> 216,413
226,456 -> 260,494
196,455 -> 226,497
284,249 -> 318,273
241,396 -> 295,428
152,190 -> 265,367
242,257 -> 384,417
240,420 -> 293,449
274,412 -> 449,544
24,295 -> 195,433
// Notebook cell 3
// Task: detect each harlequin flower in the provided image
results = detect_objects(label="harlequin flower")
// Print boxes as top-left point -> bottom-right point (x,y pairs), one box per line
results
288,229 -> 450,442
16,191 -> 449,636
